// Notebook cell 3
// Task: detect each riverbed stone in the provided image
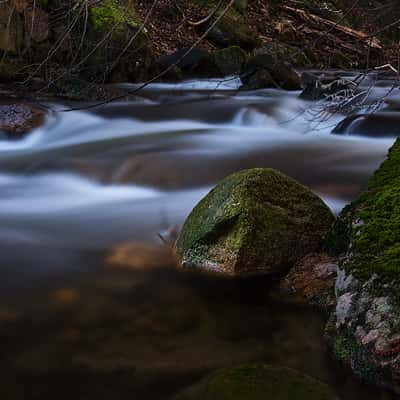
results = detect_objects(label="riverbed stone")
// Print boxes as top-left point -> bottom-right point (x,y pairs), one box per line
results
173,364 -> 338,400
176,168 -> 334,277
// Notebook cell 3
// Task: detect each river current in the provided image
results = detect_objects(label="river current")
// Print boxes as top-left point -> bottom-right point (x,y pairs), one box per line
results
0,75 -> 397,399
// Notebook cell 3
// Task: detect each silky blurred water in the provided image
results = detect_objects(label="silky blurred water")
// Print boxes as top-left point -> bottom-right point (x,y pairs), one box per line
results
0,78 -> 397,399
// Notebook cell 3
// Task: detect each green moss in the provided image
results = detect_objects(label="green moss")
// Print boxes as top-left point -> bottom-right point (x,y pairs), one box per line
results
331,330 -> 387,384
174,364 -> 337,400
176,168 -> 334,276
90,0 -> 140,32
192,0 -> 258,49
216,7 -> 259,49
333,332 -> 358,363
213,46 -> 247,75
332,139 -> 400,288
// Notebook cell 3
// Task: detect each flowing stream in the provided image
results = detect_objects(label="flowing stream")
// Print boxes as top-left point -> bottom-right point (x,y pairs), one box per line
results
0,76 -> 398,399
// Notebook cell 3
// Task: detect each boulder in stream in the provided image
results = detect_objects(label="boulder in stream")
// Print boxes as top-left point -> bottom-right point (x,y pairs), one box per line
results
0,103 -> 45,136
176,168 -> 334,277
300,72 -> 356,101
332,112 -> 400,138
240,45 -> 301,90
202,5 -> 259,50
212,46 -> 247,76
325,138 -> 400,392
173,364 -> 338,400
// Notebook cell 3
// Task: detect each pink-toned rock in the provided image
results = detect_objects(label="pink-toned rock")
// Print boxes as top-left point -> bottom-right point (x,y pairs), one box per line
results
280,253 -> 337,309
361,329 -> 379,345
0,103 -> 45,134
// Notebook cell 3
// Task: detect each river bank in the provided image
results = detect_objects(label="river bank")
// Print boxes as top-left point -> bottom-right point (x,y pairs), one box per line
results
1,0 -> 398,94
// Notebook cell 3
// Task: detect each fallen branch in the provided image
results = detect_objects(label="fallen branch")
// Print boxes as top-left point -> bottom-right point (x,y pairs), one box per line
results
187,0 -> 224,26
281,5 -> 382,49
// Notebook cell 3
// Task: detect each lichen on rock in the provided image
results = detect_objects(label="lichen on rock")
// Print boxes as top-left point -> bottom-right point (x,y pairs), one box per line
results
176,168 -> 334,277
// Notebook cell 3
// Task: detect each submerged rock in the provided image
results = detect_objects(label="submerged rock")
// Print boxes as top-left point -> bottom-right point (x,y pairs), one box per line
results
326,138 -> 400,392
107,242 -> 177,271
174,364 -> 338,400
176,168 -> 334,277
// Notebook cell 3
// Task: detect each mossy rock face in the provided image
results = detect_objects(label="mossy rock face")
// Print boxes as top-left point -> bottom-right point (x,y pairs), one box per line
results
85,0 -> 154,82
174,364 -> 338,400
241,44 -> 303,90
212,46 -> 247,76
201,5 -> 259,50
326,139 -> 400,392
176,168 -> 334,277
158,47 -> 221,78
328,138 -> 400,285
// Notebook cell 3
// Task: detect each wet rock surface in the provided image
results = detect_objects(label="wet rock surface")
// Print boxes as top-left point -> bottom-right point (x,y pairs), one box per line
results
280,253 -> 337,310
332,112 -> 400,138
326,138 -> 400,392
300,72 -> 356,101
0,103 -> 45,135
240,45 -> 301,90
176,168 -> 334,277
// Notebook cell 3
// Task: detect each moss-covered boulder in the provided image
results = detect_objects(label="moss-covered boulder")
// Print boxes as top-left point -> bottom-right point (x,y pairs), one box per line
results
240,44 -> 302,90
199,4 -> 259,50
174,364 -> 338,400
85,0 -> 154,82
326,138 -> 400,392
176,168 -> 334,277
158,47 -> 222,78
212,46 -> 247,76
328,138 -> 400,294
